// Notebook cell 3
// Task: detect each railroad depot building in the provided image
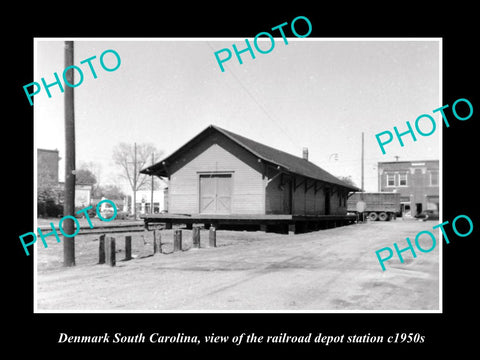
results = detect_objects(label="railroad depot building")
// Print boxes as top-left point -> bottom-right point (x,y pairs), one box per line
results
378,160 -> 439,217
140,125 -> 359,220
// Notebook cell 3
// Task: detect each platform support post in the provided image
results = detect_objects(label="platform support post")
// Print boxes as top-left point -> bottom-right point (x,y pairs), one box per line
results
173,229 -> 182,252
192,227 -> 200,248
209,226 -> 217,247
153,230 -> 162,254
288,224 -> 296,235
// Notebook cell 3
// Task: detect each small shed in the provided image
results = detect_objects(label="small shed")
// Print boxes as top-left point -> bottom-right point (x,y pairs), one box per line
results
140,125 -> 358,217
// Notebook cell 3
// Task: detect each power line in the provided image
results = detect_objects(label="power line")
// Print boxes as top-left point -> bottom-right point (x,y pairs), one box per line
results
205,41 -> 300,150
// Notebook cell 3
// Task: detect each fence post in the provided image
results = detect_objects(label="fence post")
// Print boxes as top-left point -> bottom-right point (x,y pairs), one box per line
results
105,236 -> 116,266
125,235 -> 132,260
192,227 -> 200,248
153,230 -> 162,254
173,229 -> 182,252
98,234 -> 105,264
209,226 -> 216,247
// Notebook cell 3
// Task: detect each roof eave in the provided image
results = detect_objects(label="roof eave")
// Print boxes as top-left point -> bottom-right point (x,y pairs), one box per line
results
140,164 -> 168,177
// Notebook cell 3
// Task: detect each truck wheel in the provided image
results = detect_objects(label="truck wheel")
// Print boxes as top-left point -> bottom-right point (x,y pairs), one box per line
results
368,212 -> 378,221
378,212 -> 388,221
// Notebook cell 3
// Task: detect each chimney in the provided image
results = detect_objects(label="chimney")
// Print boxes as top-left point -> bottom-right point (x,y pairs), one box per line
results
302,147 -> 309,161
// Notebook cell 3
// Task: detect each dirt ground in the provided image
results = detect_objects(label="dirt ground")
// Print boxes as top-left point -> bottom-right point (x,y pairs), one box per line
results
35,218 -> 440,312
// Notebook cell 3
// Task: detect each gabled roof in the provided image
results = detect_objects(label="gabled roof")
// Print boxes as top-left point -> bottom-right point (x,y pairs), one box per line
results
141,125 -> 359,191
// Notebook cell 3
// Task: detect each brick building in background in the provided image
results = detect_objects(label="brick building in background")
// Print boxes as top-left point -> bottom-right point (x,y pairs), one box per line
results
37,148 -> 92,207
378,160 -> 439,217
37,148 -> 60,188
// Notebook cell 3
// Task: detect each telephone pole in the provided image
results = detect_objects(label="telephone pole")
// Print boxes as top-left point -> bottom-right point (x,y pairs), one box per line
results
361,132 -> 364,192
360,132 -> 365,202
63,40 -> 76,267
150,153 -> 155,214
133,142 -> 137,219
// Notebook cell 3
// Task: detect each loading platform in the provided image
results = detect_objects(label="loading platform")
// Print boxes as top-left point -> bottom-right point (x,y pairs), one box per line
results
141,213 -> 357,234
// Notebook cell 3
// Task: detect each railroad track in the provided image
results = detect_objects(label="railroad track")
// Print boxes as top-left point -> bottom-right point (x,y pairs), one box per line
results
77,224 -> 147,235
36,222 -> 158,236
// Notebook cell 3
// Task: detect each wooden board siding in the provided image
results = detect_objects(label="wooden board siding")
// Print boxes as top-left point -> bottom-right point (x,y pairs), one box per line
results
330,190 -> 342,215
165,129 -> 349,217
305,179 -> 315,215
314,185 -> 326,215
168,133 -> 265,215
265,171 -> 291,214
293,177 -> 306,215
265,171 -> 347,216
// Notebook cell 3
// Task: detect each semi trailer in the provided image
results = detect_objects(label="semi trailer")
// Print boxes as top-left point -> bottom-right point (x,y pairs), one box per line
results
347,192 -> 401,221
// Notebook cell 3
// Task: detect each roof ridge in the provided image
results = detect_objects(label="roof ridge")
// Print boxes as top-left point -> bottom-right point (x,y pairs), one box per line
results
213,125 -> 297,164
209,126 -> 357,190
142,124 -> 359,191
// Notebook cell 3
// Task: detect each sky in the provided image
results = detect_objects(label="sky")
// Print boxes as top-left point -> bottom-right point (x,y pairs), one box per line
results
34,38 -> 441,193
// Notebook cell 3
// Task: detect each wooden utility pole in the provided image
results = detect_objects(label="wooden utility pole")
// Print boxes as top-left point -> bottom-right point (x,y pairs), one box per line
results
133,142 -> 137,219
63,41 -> 76,267
361,132 -> 364,200
150,153 -> 154,213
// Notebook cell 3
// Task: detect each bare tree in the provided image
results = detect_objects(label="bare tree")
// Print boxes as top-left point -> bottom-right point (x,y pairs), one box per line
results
112,142 -> 162,218
96,184 -> 126,200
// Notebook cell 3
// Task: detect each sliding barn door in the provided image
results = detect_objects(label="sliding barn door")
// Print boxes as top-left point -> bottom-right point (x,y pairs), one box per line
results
199,174 -> 232,214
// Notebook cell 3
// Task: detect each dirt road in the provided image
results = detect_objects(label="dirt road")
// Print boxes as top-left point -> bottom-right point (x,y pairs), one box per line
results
35,219 -> 440,311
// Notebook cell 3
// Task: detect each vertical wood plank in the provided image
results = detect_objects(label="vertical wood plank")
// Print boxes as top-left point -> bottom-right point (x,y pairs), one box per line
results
98,234 -> 105,264
125,235 -> 132,260
153,230 -> 162,254
106,236 -> 116,266
192,227 -> 200,248
173,229 -> 182,252
209,226 -> 217,247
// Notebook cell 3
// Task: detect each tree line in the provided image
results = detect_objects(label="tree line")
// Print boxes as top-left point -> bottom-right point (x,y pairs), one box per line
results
38,142 -> 162,218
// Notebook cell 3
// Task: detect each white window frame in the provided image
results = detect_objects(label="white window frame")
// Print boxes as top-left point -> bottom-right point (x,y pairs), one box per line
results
399,172 -> 408,187
386,173 -> 395,187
